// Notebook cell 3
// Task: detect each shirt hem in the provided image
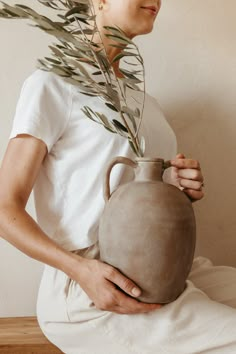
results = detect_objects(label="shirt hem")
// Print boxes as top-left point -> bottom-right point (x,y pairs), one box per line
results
54,237 -> 98,252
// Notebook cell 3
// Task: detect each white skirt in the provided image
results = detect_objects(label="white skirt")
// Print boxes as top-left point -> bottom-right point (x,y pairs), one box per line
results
37,243 -> 236,354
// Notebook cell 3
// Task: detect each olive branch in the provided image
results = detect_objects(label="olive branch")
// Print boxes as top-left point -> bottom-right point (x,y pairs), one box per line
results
0,0 -> 146,156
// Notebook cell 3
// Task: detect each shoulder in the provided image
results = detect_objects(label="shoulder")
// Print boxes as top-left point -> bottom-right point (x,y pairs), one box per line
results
22,69 -> 72,97
18,69 -> 74,115
11,70 -> 74,152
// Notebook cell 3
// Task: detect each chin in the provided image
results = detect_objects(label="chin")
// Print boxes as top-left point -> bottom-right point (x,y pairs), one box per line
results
138,24 -> 154,36
125,23 -> 154,38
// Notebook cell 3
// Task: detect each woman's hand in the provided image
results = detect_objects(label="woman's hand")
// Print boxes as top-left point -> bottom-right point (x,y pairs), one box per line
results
170,153 -> 204,202
72,256 -> 162,315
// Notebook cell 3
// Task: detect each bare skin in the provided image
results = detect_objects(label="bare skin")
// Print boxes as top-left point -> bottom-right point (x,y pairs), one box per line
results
0,135 -> 162,314
92,0 -> 162,76
171,153 -> 204,202
0,0 -> 204,314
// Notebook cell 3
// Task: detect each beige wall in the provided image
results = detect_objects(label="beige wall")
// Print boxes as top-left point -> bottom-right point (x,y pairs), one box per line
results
0,0 -> 235,316
137,0 -> 236,268
0,0 -> 51,316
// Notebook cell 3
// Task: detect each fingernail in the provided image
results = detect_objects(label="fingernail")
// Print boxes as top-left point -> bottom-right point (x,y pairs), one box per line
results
132,287 -> 141,296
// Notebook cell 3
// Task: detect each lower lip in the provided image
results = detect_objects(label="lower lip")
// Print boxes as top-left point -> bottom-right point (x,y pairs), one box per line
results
141,8 -> 157,16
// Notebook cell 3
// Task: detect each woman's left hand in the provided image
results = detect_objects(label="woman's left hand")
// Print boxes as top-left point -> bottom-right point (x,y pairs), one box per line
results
170,153 -> 204,202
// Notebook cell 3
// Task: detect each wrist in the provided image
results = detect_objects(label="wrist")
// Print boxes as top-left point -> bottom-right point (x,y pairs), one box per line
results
56,248 -> 86,279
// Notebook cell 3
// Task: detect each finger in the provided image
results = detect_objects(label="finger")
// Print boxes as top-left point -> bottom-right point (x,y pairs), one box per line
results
177,168 -> 203,182
179,178 -> 203,191
97,283 -> 161,314
105,267 -> 141,297
184,189 -> 204,202
171,158 -> 200,170
111,304 -> 142,315
113,303 -> 161,315
176,153 -> 185,159
116,291 -> 162,314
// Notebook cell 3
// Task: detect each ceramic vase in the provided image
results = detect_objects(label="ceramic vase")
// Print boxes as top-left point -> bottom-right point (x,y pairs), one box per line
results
99,156 -> 196,303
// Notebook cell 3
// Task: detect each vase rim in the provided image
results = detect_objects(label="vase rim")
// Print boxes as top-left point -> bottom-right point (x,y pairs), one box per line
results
135,157 -> 164,162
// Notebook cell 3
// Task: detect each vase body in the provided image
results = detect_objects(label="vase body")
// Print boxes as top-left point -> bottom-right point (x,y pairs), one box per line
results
99,157 -> 196,304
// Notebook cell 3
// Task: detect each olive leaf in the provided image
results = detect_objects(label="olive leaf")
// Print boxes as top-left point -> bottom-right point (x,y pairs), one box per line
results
0,0 -> 146,156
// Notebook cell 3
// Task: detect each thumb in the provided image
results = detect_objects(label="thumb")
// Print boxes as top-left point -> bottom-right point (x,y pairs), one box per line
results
106,268 -> 142,297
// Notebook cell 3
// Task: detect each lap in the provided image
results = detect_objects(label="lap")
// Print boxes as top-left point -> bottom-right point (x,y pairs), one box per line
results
36,253 -> 236,354
189,256 -> 236,308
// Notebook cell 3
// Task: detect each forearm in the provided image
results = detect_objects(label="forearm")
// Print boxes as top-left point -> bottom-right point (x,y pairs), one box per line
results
0,203 -> 82,277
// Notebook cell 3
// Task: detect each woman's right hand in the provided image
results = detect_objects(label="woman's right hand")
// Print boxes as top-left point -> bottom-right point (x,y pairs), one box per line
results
71,256 -> 162,315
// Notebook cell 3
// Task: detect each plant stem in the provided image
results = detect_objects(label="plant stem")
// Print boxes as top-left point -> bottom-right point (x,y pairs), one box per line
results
133,43 -> 146,140
74,15 -> 111,90
88,1 -> 142,155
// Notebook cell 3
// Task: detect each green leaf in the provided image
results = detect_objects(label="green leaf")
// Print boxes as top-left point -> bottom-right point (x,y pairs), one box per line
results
129,140 -> 139,156
122,106 -> 141,118
0,0 -> 146,157
49,45 -> 64,58
112,120 -> 128,133
105,103 -> 119,112
111,51 -> 137,64
105,34 -> 131,45
92,70 -> 102,75
140,136 -> 146,156
65,5 -> 89,18
4,5 -> 27,17
49,66 -> 71,77
104,126 -> 116,134
65,58 -> 92,78
103,25 -> 133,44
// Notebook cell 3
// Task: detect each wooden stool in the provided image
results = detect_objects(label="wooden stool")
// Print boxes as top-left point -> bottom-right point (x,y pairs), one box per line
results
0,317 -> 63,353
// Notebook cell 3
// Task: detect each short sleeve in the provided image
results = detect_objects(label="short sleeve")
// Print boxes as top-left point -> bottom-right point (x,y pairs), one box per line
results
9,69 -> 72,153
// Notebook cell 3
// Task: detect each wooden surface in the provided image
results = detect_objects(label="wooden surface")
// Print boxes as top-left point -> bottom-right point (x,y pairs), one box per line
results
0,317 -> 63,353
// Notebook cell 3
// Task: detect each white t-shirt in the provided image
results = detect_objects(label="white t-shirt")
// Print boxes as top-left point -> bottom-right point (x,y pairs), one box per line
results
10,69 -> 177,251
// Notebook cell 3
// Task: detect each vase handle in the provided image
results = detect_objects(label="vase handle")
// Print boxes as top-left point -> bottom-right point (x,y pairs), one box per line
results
104,156 -> 137,202
163,160 -> 172,172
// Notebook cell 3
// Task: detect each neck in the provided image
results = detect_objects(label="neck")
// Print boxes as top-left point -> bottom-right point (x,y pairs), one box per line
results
92,28 -> 129,79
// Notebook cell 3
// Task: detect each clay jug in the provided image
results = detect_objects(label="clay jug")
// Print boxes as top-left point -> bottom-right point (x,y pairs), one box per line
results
98,156 -> 196,304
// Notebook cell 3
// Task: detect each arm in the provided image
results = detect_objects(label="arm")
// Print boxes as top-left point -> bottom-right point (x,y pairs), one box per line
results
0,134 -> 75,272
0,135 -> 161,314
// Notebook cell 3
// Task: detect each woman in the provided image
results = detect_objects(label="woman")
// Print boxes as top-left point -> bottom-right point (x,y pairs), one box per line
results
0,0 -> 236,353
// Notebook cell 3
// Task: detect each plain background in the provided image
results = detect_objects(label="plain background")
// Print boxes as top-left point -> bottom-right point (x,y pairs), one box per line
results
0,0 -> 236,317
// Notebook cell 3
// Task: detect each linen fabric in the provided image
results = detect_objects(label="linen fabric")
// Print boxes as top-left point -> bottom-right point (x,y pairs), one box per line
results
10,69 -> 236,353
9,69 -> 176,251
37,244 -> 236,354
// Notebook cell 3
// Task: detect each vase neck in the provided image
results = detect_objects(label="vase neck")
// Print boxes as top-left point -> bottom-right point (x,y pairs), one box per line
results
134,158 -> 164,182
